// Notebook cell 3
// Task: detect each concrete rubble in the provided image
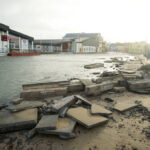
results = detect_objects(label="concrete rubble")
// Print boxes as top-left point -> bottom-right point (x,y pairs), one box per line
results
0,108 -> 37,133
1,54 -> 150,145
84,63 -> 104,69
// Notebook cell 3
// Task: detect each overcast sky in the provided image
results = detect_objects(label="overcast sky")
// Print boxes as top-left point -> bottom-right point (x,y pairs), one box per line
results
0,0 -> 150,42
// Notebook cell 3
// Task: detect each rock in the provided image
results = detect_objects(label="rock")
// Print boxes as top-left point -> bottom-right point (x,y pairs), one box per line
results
74,95 -> 92,106
0,108 -> 37,133
114,101 -> 139,112
67,107 -> 108,128
12,98 -> 23,105
51,96 -> 76,112
84,63 -> 104,69
35,115 -> 58,132
7,101 -> 44,112
91,104 -> 112,115
85,81 -> 114,96
113,87 -> 126,93
38,117 -> 76,136
20,87 -> 68,100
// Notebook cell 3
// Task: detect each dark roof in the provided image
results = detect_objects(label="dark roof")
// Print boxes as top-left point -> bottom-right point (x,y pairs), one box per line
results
34,39 -> 72,45
64,33 -> 101,39
0,23 -> 34,41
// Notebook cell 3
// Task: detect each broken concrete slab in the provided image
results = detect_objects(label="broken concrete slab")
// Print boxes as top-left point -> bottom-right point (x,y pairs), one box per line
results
35,115 -> 58,132
12,98 -> 23,105
68,81 -> 84,92
120,70 -> 136,74
74,95 -> 92,106
67,107 -> 108,128
51,96 -> 76,112
113,87 -> 126,93
22,81 -> 70,90
85,81 -> 114,96
84,63 -> 104,69
0,108 -> 37,133
20,87 -> 67,100
91,104 -> 112,115
38,117 -> 76,136
58,106 -> 69,117
7,101 -> 44,112
128,79 -> 150,89
100,71 -> 119,77
45,96 -> 63,104
114,101 -> 139,112
79,79 -> 94,86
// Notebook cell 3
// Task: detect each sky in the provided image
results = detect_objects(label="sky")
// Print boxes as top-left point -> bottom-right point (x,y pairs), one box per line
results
0,0 -> 150,43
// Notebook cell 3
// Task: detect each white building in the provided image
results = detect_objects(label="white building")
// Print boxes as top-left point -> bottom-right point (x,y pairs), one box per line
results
63,33 -> 104,53
0,23 -> 34,56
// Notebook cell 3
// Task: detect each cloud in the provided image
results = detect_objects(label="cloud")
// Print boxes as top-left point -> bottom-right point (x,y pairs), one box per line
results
0,0 -> 150,42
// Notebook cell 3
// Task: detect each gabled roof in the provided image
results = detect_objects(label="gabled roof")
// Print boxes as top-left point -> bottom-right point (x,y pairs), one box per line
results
64,33 -> 101,39
0,23 -> 34,41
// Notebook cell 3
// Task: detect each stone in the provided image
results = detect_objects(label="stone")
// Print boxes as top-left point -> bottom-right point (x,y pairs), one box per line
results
91,104 -> 112,115
67,107 -> 108,128
113,87 -> 126,93
114,101 -> 139,112
7,101 -> 44,112
84,63 -> 104,69
85,81 -> 114,96
20,87 -> 67,100
51,96 -> 75,112
12,98 -> 23,105
38,118 -> 76,135
74,95 -> 92,106
0,108 -> 37,133
35,115 -> 58,132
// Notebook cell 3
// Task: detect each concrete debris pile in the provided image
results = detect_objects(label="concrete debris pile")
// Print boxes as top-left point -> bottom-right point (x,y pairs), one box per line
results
1,55 -> 150,141
0,94 -> 112,139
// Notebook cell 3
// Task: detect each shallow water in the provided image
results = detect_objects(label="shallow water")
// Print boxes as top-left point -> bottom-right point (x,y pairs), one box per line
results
0,52 -> 134,103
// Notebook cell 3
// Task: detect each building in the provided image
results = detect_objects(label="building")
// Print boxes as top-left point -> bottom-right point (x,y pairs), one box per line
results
34,33 -> 104,54
34,39 -> 72,53
0,23 -> 36,56
63,33 -> 104,53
